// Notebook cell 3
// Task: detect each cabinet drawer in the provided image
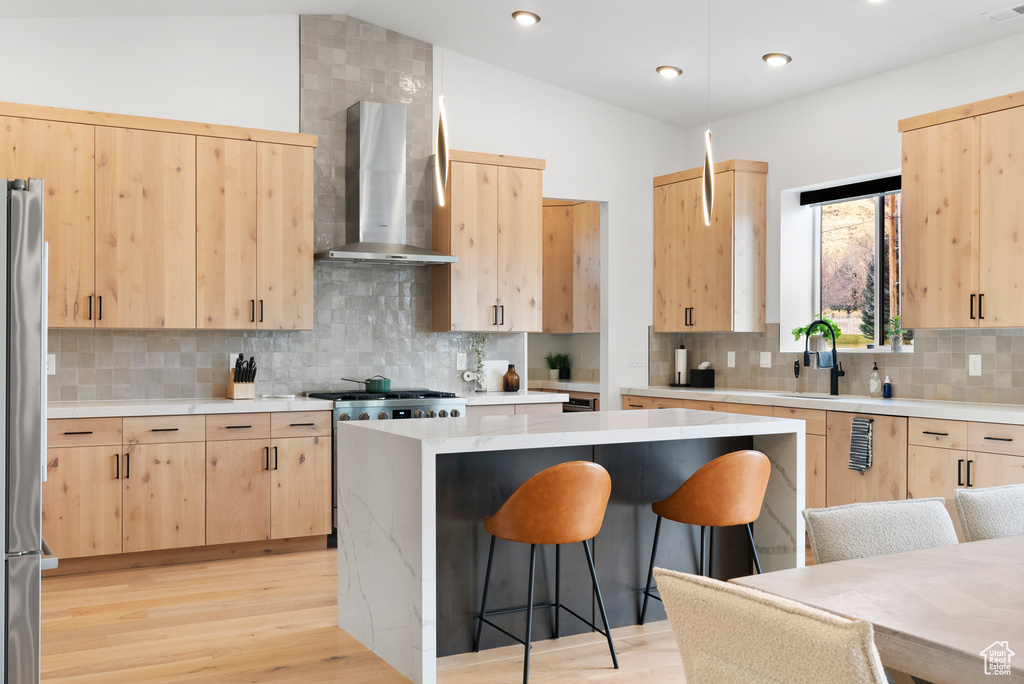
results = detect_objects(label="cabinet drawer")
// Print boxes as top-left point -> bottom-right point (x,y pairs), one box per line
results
622,396 -> 651,410
123,415 -> 206,444
968,422 -> 1024,457
206,413 -> 271,441
909,418 -> 968,449
271,411 -> 332,438
773,407 -> 826,436
47,418 -> 122,448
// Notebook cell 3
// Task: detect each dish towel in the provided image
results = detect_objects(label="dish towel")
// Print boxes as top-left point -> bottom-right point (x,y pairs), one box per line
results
816,351 -> 834,369
848,417 -> 874,472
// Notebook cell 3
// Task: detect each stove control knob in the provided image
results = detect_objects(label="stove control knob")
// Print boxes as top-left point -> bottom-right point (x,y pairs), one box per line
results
359,412 -> 370,421
378,411 -> 389,420
426,410 -> 437,418
450,409 -> 461,418
438,410 -> 448,418
414,410 -> 424,419
339,413 -> 351,422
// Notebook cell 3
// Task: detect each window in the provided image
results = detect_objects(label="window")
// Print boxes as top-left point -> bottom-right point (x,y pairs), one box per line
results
804,179 -> 910,350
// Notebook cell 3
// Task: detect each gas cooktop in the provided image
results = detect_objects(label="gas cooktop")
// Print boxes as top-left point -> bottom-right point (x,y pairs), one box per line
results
307,389 -> 458,402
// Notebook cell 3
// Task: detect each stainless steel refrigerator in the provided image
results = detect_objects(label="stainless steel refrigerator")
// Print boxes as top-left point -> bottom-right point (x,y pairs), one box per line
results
1,178 -> 47,683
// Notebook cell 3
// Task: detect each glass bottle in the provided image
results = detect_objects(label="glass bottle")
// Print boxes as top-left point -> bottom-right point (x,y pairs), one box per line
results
869,362 -> 882,398
502,364 -> 520,392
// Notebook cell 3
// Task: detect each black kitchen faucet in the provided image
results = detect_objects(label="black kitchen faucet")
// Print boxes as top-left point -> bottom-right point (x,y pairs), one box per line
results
803,319 -> 845,396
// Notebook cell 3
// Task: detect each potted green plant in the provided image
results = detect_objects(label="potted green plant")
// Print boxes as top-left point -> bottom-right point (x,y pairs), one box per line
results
885,315 -> 908,352
552,353 -> 571,380
791,315 -> 842,351
544,352 -> 560,380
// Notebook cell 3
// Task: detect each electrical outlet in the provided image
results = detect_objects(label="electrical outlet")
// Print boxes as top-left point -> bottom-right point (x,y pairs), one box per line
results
456,353 -> 467,371
46,354 -> 56,375
727,351 -> 736,368
760,352 -> 772,369
969,354 -> 982,376
628,352 -> 646,368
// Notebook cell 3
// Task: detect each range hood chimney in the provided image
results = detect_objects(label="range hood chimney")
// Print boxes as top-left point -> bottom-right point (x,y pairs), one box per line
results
315,101 -> 457,265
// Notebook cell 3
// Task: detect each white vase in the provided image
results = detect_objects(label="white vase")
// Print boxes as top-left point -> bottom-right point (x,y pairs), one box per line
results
548,369 -> 559,380
890,336 -> 903,352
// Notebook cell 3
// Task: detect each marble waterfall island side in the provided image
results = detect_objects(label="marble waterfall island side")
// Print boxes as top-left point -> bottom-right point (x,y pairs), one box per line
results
336,408 -> 805,684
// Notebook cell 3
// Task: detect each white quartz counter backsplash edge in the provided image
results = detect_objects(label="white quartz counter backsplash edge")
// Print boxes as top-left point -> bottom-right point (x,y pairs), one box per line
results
48,396 -> 335,419
623,386 -> 1024,425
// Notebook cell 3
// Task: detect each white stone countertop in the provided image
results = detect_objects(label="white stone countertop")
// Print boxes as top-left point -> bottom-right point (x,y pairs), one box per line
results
47,396 -> 334,419
527,380 -> 601,393
622,386 -> 1024,425
338,406 -> 801,454
462,390 -> 569,405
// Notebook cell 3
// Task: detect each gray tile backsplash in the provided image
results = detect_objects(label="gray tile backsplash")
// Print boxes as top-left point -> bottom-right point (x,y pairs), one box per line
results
650,325 -> 1024,405
47,15 -> 525,402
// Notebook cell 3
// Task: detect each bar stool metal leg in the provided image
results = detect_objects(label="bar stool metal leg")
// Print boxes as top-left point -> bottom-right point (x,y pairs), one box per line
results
582,539 -> 619,669
639,515 -> 663,625
554,544 -> 561,638
524,544 -> 537,684
708,526 -> 714,578
474,535 -> 496,652
699,525 -> 706,577
747,523 -> 762,574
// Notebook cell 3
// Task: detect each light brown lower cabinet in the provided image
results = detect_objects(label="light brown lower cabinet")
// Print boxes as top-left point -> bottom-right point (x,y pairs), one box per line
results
271,436 -> 331,539
825,412 -> 908,507
43,445 -> 123,559
122,442 -> 206,554
206,439 -> 273,545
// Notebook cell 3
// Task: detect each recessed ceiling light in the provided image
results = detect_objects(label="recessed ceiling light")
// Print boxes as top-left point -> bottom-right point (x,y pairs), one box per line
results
512,11 -> 541,25
762,53 -> 792,67
656,65 -> 683,79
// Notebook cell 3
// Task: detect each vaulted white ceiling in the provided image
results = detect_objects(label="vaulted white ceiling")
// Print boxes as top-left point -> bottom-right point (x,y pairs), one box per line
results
6,0 -> 1024,128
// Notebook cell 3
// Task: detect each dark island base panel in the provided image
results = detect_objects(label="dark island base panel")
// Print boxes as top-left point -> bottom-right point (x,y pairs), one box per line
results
435,436 -> 753,656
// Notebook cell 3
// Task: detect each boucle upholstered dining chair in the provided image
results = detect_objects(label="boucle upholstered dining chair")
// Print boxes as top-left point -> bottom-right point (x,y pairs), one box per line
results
654,567 -> 888,684
802,498 -> 958,564
955,483 -> 1024,541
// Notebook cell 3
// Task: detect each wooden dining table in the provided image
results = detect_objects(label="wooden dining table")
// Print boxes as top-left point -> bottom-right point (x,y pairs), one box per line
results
732,535 -> 1024,684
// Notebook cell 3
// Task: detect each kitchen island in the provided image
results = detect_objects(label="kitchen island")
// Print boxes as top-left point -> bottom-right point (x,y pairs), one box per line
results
336,408 -> 805,684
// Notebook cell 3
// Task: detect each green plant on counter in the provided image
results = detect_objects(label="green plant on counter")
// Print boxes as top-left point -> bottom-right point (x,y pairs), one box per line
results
884,314 -> 908,342
791,315 -> 841,342
545,352 -> 571,370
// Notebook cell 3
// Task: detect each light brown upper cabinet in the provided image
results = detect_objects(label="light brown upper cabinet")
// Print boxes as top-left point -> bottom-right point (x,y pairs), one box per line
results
542,200 -> 600,333
0,116 -> 95,327
900,90 -> 1024,328
196,139 -> 314,330
0,101 -> 317,330
432,151 -> 545,332
653,160 -> 767,333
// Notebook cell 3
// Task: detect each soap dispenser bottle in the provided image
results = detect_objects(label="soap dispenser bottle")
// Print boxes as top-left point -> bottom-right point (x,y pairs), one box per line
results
869,362 -> 882,398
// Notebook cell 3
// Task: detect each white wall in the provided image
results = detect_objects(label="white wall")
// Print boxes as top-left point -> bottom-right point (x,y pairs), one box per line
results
434,49 -> 687,408
679,31 -> 1024,337
0,16 -> 298,131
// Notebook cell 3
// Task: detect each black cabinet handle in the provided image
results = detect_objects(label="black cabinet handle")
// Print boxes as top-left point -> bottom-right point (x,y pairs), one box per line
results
251,300 -> 256,323
259,299 -> 264,323
265,446 -> 270,471
98,295 -> 102,321
957,458 -> 964,487
273,446 -> 278,470
125,453 -> 130,479
984,436 -> 1013,442
500,305 -> 505,326
690,308 -> 695,327
979,293 -> 985,320
290,422 -> 315,427
970,294 -> 976,320
63,430 -> 93,436
152,427 -> 179,432
225,425 -> 252,430
922,431 -> 949,437
88,295 -> 93,321
966,459 -> 973,487
628,404 -> 643,408
492,305 -> 498,326
115,453 -> 120,480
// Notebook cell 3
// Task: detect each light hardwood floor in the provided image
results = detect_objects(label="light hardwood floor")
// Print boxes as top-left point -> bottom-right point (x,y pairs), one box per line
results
42,549 -> 683,683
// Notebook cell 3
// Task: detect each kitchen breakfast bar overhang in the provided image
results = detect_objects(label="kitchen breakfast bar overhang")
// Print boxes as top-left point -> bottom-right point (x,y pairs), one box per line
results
336,409 -> 805,684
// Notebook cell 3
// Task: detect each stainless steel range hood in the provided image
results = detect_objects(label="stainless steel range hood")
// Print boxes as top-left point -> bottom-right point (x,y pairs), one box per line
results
315,101 -> 456,266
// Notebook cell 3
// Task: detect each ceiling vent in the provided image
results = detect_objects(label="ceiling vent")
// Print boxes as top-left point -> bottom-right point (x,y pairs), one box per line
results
984,3 -> 1024,22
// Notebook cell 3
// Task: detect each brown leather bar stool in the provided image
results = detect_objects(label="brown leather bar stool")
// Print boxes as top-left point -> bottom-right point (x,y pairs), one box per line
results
639,449 -> 771,625
474,461 -> 619,683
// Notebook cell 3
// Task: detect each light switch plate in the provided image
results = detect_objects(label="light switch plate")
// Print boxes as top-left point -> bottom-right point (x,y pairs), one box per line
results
456,353 -> 467,371
46,354 -> 56,375
628,352 -> 646,368
760,352 -> 772,368
727,351 -> 736,368
969,354 -> 982,376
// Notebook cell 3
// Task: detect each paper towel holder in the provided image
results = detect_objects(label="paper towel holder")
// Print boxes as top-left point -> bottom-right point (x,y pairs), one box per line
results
669,344 -> 690,387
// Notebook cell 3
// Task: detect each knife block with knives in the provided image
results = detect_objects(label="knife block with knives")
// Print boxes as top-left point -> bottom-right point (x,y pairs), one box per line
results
227,354 -> 257,399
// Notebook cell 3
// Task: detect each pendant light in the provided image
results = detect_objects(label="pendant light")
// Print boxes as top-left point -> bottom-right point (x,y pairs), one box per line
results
701,0 -> 714,227
434,0 -> 451,207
